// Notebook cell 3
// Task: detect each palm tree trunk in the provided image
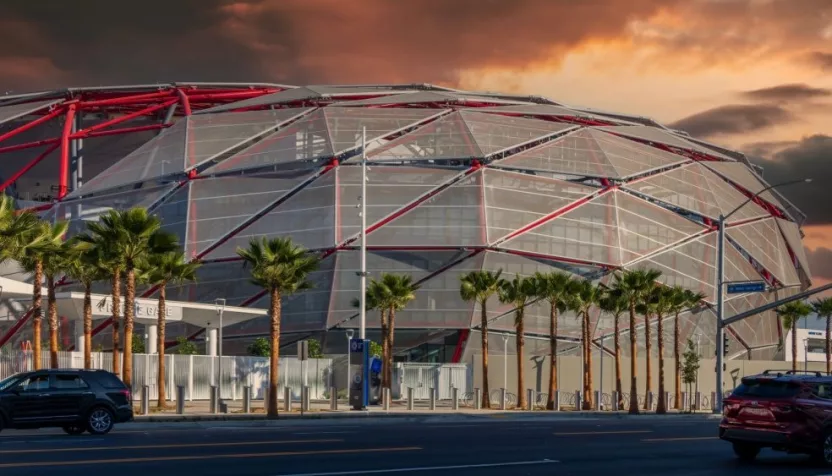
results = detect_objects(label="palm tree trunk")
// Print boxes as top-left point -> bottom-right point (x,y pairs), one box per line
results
267,288 -> 281,418
516,308 -> 526,410
47,274 -> 59,369
83,283 -> 92,370
122,267 -> 136,390
826,315 -> 830,375
157,284 -> 168,409
644,312 -> 652,411
614,312 -> 623,410
674,311 -> 681,409
656,313 -> 666,414
792,319 -> 798,372
546,302 -> 558,410
380,309 -> 388,389
628,305 -> 639,415
111,268 -> 121,379
480,302 -> 490,409
31,259 -> 43,370
584,311 -> 593,410
386,307 -> 396,393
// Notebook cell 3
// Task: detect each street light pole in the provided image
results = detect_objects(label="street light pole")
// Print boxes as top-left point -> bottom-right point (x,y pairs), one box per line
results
215,298 -> 226,401
805,338 -> 809,372
502,334 -> 508,396
714,178 -> 810,414
359,126 -> 367,341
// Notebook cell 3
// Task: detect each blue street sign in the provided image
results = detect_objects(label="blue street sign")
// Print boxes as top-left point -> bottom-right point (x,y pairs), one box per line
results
350,338 -> 364,353
726,281 -> 767,294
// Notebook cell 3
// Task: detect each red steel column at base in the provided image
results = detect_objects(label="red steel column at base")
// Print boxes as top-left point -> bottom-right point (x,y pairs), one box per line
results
57,103 -> 77,199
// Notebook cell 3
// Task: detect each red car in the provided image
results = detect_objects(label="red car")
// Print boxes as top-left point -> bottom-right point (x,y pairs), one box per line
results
720,370 -> 832,464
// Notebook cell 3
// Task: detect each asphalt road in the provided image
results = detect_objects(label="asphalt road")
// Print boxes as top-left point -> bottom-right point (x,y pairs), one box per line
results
0,417 -> 830,475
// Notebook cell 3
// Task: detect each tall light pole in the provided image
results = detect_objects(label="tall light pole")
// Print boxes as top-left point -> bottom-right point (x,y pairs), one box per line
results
714,178 -> 810,413
359,126 -> 367,340
215,298 -> 226,400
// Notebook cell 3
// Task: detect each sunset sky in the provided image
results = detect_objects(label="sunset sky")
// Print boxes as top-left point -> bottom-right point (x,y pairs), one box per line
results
0,0 -> 830,288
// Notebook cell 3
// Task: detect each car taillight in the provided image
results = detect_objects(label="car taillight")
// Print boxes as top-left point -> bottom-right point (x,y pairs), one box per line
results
121,389 -> 131,401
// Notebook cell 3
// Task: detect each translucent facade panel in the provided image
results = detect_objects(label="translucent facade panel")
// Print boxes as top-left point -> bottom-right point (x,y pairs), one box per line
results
53,184 -> 176,238
704,161 -> 783,208
186,172 -> 312,257
337,166 -> 461,242
728,218 -> 798,286
203,171 -> 336,259
459,110 -> 574,156
475,104 -> 615,123
483,168 -> 596,244
462,330 -> 561,361
775,217 -> 811,278
0,98 -> 60,126
596,125 -> 735,160
640,234 -> 717,302
249,255 -> 336,333
367,112 -> 479,162
206,109 -> 332,174
702,168 -> 769,223
334,91 -> 468,107
152,185 -> 190,250
725,292 -> 779,348
164,261 -> 261,306
199,87 -> 404,114
624,163 -> 722,219
590,129 -> 689,177
496,129 -> 619,178
70,120 -> 187,197
185,108 -> 310,168
323,107 -> 442,155
367,170 -> 485,247
327,250 -> 462,328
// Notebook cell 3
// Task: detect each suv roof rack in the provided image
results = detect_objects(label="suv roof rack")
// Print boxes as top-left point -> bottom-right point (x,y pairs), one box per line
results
762,369 -> 824,377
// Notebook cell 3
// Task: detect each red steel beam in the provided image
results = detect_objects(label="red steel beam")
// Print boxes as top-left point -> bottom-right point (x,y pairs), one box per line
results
57,104 -> 77,199
80,99 -> 177,137
78,91 -> 175,108
0,143 -> 61,193
0,308 -> 33,348
0,121 -> 171,156
176,89 -> 192,116
0,107 -> 64,145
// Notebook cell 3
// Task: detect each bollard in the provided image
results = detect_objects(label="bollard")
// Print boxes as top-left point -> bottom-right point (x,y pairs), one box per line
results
474,388 -> 482,410
264,388 -> 269,412
302,386 -> 310,412
681,392 -> 687,411
594,390 -> 601,411
452,387 -> 459,410
646,391 -> 654,411
527,389 -> 535,411
553,390 -> 560,411
243,386 -> 251,414
330,386 -> 338,410
382,388 -> 390,411
176,385 -> 185,414
695,392 -> 702,411
500,388 -> 507,410
284,387 -> 292,412
611,391 -> 619,411
574,390 -> 582,411
407,387 -> 414,410
429,387 -> 436,411
209,385 -> 219,414
141,385 -> 150,416
710,392 -> 716,411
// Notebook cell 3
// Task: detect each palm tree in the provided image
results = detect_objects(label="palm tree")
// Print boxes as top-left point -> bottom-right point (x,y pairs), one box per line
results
498,274 -> 534,410
40,236 -> 71,368
812,297 -> 832,374
612,268 -> 662,415
145,250 -> 199,408
599,287 -> 627,410
668,288 -> 704,409
19,220 -> 68,370
80,208 -> 176,389
568,279 -> 603,410
531,271 -> 573,410
777,300 -> 813,372
0,196 -> 43,263
644,286 -> 673,414
63,240 -> 109,369
237,237 -> 319,418
459,269 -> 503,409
379,273 -> 417,390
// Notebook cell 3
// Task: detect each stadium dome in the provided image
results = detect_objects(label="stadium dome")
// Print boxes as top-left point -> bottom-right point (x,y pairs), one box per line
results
0,83 -> 811,359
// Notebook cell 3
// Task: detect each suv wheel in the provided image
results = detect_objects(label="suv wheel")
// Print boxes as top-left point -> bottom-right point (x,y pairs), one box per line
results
62,425 -> 85,435
733,442 -> 760,462
817,431 -> 832,466
86,407 -> 114,435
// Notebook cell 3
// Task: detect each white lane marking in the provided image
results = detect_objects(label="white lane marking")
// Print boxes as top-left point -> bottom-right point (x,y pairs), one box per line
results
292,431 -> 356,435
274,459 -> 559,475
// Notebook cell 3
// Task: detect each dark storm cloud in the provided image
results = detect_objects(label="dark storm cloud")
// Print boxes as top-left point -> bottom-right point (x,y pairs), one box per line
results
807,51 -> 832,71
741,83 -> 832,103
667,104 -> 793,138
806,247 -> 832,280
747,135 -> 832,224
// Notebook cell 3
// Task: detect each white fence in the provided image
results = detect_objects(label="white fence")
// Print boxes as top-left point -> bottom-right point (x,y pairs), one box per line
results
394,362 -> 471,400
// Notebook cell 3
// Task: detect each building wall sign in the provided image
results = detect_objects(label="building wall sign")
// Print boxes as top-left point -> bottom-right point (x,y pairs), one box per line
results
94,297 -> 183,321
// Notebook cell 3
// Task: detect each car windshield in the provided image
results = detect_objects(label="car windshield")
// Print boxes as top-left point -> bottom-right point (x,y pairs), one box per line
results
0,374 -> 24,391
732,379 -> 801,398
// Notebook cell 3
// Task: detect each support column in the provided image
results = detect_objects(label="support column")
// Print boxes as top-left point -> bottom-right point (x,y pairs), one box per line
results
207,328 -> 218,356
74,322 -> 85,356
147,325 -> 158,354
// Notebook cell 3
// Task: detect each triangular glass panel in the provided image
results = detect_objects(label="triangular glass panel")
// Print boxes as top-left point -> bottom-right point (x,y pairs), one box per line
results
197,87 -> 319,114
460,110 -> 575,156
185,171 -> 315,258
337,165 -> 462,243
67,120 -> 187,198
164,261 -> 262,306
185,108 -> 310,169
596,125 -> 735,160
0,98 -> 61,126
623,163 -> 722,219
775,217 -> 811,277
589,129 -> 689,177
333,91 -> 461,107
494,129 -> 619,178
703,161 -> 783,209
367,111 -> 480,162
639,233 -> 718,302
701,167 -> 769,223
727,218 -> 799,286
483,168 -> 596,244
474,104 -> 615,123
323,107 -> 443,156
205,109 -> 332,174
152,184 -> 190,250
368,170 -> 485,246
724,291 -> 780,347
202,171 -> 336,259
53,183 -> 177,238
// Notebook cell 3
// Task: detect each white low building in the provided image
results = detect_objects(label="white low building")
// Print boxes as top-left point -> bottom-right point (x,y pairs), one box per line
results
784,328 -> 831,362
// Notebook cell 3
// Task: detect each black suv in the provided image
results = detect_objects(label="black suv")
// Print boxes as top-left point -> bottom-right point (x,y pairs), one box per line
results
0,369 -> 133,435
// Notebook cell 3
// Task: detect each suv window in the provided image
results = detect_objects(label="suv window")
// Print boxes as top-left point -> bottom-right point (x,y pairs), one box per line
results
52,374 -> 89,390
732,379 -> 801,398
95,372 -> 127,389
16,374 -> 49,392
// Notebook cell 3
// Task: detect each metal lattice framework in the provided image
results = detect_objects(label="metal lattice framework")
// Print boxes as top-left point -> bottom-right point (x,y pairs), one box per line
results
0,83 -> 812,359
